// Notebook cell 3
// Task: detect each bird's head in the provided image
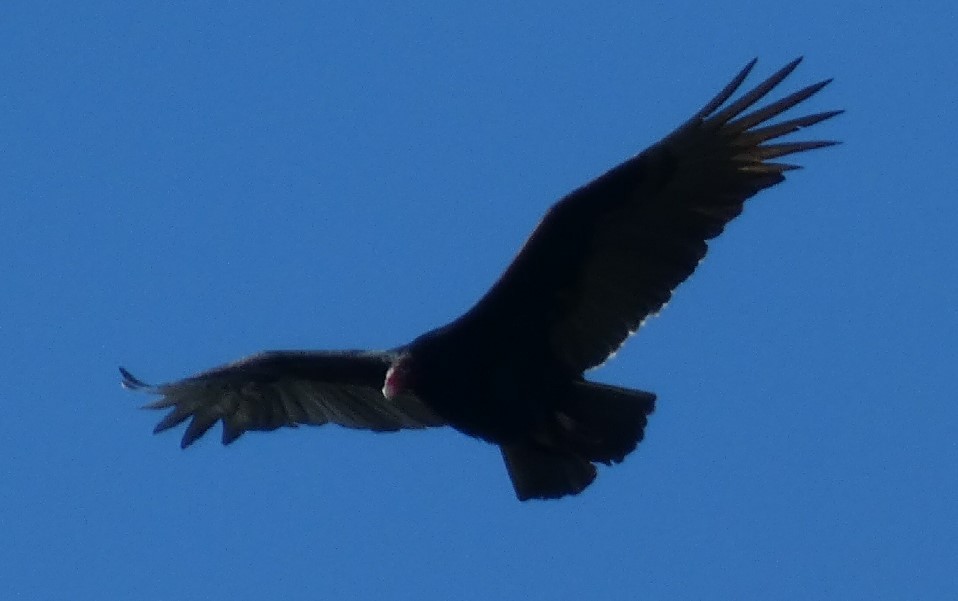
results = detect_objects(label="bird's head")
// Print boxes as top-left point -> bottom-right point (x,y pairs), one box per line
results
382,354 -> 416,400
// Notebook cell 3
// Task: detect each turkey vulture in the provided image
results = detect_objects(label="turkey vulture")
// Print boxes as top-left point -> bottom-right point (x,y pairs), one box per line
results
122,58 -> 840,501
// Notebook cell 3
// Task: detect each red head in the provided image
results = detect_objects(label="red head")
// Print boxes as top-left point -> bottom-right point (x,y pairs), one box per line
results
382,354 -> 415,400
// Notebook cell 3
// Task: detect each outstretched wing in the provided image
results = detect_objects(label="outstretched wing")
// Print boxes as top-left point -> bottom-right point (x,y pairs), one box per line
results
463,57 -> 841,371
121,350 -> 445,448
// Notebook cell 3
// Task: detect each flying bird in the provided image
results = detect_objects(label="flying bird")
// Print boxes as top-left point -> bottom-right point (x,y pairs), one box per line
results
122,58 -> 840,501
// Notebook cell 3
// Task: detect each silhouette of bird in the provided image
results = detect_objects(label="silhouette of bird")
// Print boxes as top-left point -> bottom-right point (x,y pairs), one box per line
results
122,58 -> 840,501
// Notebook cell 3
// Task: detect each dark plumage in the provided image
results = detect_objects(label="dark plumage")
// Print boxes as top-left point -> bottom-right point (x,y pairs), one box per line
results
122,58 -> 840,501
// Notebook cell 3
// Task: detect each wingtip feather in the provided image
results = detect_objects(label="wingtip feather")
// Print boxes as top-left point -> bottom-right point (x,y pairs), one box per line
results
709,57 -> 805,125
222,426 -> 243,445
120,366 -> 150,390
693,58 -> 758,119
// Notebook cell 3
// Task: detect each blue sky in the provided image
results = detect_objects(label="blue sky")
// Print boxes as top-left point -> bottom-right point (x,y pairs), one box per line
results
2,2 -> 956,599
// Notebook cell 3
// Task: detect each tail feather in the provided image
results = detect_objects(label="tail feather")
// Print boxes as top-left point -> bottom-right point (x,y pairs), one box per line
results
557,381 -> 656,465
500,381 -> 655,501
500,444 -> 596,501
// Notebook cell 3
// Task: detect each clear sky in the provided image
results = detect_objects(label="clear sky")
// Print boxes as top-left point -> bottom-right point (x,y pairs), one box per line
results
2,2 -> 955,600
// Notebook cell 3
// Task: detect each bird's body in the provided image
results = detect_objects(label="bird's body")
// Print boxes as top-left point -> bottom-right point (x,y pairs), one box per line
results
122,58 -> 840,501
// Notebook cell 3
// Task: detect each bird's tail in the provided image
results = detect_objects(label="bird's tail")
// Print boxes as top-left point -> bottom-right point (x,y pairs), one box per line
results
500,443 -> 597,502
500,382 -> 655,501
558,381 -> 656,465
